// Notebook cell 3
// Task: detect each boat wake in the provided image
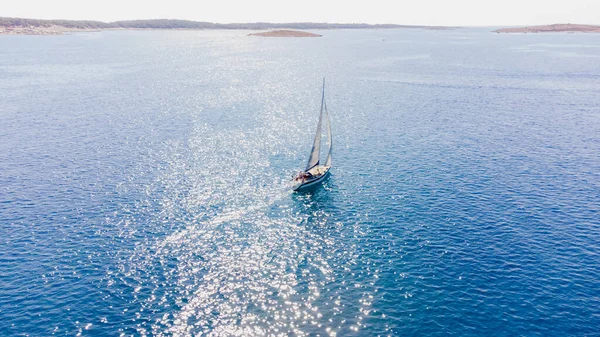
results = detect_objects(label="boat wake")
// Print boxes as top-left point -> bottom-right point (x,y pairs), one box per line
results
107,102 -> 373,336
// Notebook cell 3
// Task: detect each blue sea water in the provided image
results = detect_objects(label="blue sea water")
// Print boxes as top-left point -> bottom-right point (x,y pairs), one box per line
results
1,28 -> 599,336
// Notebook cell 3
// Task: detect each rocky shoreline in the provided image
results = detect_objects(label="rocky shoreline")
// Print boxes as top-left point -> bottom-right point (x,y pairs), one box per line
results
495,24 -> 600,33
0,26 -> 324,37
0,25 -> 95,35
248,30 -> 321,37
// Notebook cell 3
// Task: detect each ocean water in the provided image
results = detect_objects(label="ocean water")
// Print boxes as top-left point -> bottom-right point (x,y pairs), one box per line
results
1,28 -> 599,336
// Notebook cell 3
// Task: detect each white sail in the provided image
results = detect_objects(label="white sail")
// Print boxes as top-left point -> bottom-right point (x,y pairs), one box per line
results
324,98 -> 332,167
305,79 -> 326,171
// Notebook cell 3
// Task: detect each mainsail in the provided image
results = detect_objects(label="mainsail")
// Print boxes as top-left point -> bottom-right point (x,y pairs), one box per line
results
324,98 -> 332,167
305,79 -> 326,171
305,78 -> 332,171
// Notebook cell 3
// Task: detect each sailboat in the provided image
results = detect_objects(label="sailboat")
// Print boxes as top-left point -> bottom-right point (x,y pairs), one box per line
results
293,78 -> 332,192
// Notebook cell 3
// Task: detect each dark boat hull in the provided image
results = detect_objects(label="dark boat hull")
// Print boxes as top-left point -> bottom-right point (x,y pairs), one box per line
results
293,169 -> 330,192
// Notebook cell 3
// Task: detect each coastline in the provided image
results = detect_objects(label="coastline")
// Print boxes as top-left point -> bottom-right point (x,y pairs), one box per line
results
0,17 -> 455,36
248,30 -> 322,37
0,25 -> 100,35
494,23 -> 600,33
0,27 -> 325,36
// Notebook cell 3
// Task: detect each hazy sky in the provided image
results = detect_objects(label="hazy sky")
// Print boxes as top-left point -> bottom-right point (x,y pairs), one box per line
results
3,0 -> 600,26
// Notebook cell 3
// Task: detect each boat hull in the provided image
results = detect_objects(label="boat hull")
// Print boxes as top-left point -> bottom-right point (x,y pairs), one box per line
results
293,169 -> 331,192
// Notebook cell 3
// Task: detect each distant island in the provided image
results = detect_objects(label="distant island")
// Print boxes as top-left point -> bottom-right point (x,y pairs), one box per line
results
495,24 -> 600,33
248,30 -> 321,37
0,17 -> 452,35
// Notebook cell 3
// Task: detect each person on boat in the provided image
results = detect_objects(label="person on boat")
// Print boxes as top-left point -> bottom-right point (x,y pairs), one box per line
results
294,171 -> 312,182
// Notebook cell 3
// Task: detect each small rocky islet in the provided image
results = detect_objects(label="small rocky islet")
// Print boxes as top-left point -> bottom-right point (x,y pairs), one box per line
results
494,23 -> 600,33
247,30 -> 321,37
